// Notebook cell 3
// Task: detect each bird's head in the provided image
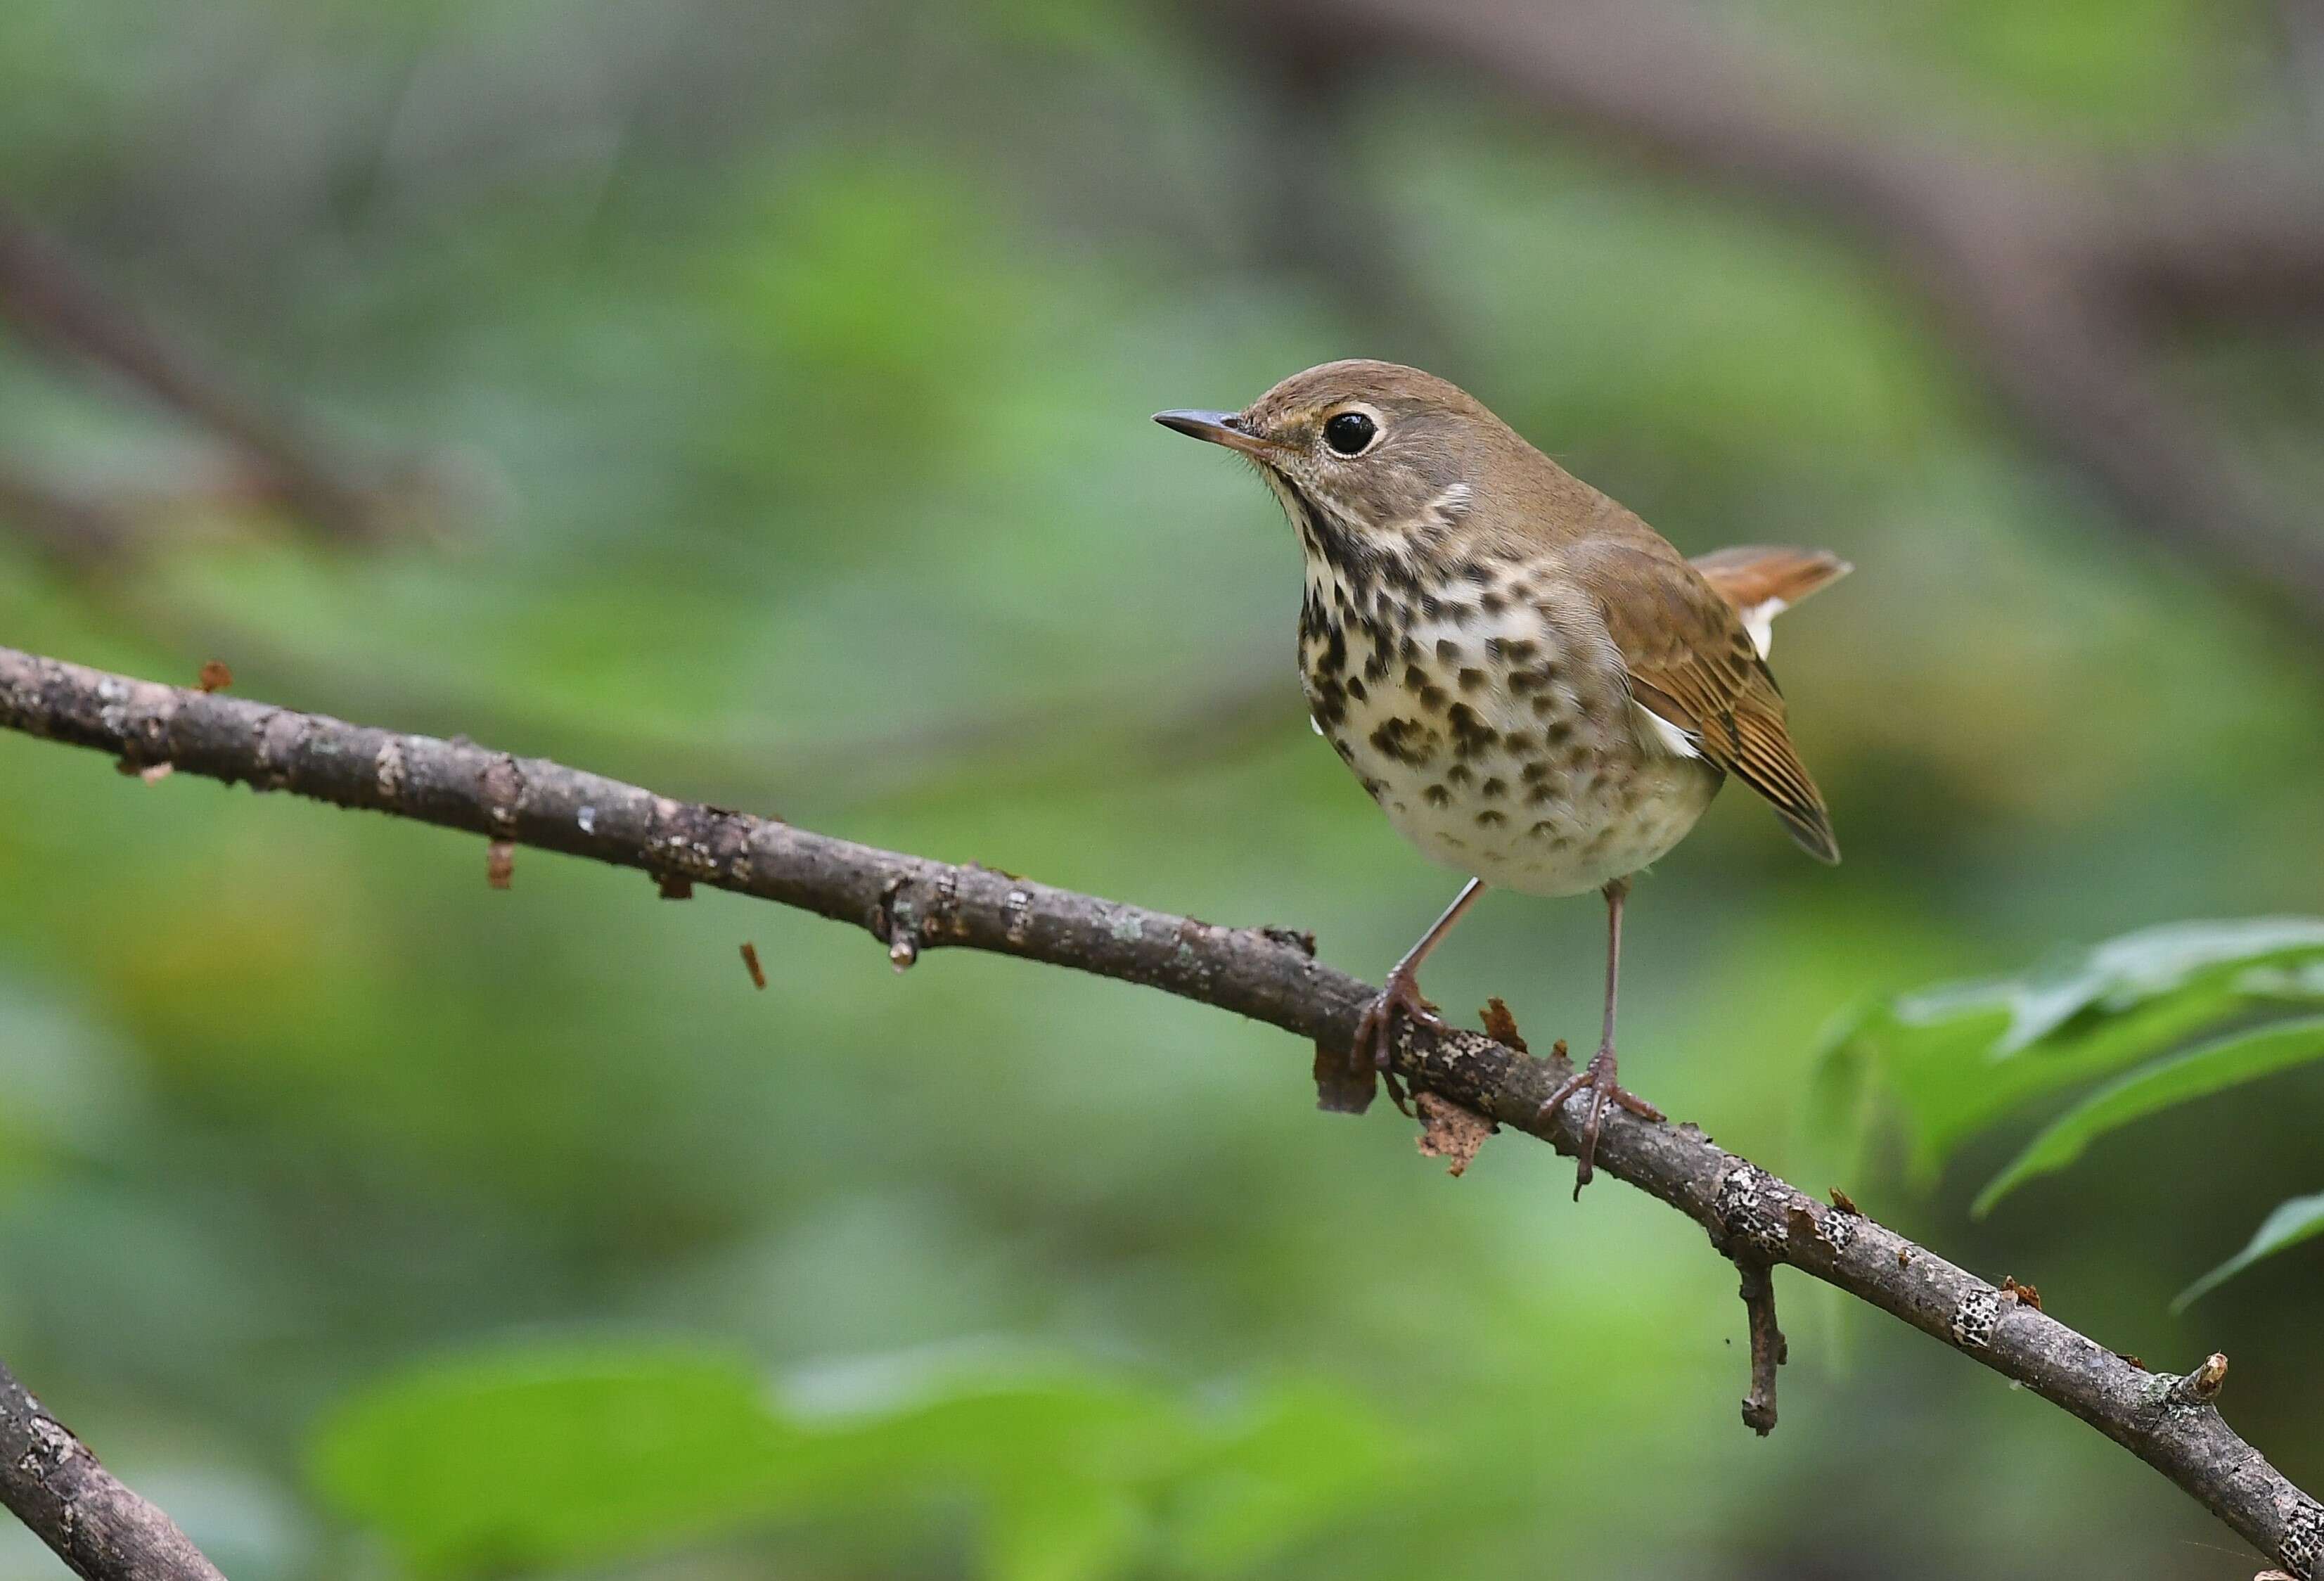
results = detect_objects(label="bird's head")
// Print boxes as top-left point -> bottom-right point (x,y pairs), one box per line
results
1155,359 -> 1528,556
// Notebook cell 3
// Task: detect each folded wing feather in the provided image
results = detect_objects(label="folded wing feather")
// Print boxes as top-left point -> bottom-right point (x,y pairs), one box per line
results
1581,538 -> 1847,864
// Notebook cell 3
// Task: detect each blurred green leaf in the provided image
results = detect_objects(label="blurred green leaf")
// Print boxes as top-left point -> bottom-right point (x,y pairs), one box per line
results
309,1343 -> 802,1579
2236,960 -> 2324,1001
0,978 -> 144,1187
986,1477 -> 1145,1581
1971,1016 -> 2324,1216
1816,919 -> 2324,1179
1920,0 -> 2235,132
777,1343 -> 1200,1499
312,1340 -> 1394,1580
2174,1191 -> 2324,1311
1972,918 -> 2324,1056
778,1350 -> 1392,1578
1158,1381 -> 1399,1575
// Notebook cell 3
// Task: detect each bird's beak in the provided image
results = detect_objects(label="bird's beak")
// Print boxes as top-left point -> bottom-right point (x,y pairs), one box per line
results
1153,409 -> 1288,461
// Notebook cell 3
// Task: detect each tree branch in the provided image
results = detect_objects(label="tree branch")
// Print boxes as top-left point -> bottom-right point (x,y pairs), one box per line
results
0,1357 -> 226,1581
1,644 -> 2319,1575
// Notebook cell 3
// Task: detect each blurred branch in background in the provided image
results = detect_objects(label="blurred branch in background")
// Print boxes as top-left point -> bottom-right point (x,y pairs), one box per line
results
0,453 -> 372,578
0,1357 -> 224,1581
0,203 -> 428,551
4,642 -> 2319,1580
0,461 -> 133,570
2280,0 -> 2324,129
2103,158 -> 2324,316
1212,6 -> 1465,368
1258,0 -> 2324,643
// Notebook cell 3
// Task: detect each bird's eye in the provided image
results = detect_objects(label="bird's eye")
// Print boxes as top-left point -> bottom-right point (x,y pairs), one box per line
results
1323,411 -> 1378,456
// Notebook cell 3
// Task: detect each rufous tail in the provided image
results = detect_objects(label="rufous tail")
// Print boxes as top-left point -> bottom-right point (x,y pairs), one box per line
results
1690,545 -> 1851,658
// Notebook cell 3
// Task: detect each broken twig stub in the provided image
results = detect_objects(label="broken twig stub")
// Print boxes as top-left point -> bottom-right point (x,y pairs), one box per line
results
1478,997 -> 1528,1054
1735,1260 -> 1786,1436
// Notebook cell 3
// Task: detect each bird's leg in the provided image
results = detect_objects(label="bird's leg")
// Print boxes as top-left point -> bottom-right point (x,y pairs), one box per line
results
1535,876 -> 1662,1193
1350,878 -> 1485,1099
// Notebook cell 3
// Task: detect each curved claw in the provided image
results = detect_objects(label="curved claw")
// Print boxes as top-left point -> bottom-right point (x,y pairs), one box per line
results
1534,1044 -> 1662,1195
1349,968 -> 1446,1114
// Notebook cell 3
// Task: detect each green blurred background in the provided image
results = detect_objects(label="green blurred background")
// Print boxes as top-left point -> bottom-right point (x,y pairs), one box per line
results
1,1 -> 2320,1576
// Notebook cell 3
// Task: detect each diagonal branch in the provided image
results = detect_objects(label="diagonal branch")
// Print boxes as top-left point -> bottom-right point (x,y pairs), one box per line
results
0,205 -> 390,545
2,644 -> 2320,1575
0,463 -> 134,570
0,1357 -> 226,1581
2093,155 -> 2324,316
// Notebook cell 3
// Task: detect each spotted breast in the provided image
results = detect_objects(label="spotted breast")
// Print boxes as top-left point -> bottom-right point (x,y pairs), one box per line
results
1297,534 -> 1723,900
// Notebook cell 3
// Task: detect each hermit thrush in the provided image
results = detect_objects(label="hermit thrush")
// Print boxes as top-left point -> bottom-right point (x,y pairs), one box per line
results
1157,361 -> 1847,1187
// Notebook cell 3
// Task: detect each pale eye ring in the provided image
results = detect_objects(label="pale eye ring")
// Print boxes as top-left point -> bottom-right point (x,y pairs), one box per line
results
1323,409 -> 1379,456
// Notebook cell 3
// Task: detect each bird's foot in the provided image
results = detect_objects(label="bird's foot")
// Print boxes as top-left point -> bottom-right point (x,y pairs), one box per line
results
1534,1044 -> 1662,1196
1349,966 -> 1448,1114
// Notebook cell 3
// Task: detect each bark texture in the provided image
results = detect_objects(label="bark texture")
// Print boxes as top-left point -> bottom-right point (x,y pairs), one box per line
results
0,1362 -> 226,1581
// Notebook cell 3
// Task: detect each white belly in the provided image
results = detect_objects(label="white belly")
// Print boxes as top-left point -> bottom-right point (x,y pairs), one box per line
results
1306,598 -> 1720,897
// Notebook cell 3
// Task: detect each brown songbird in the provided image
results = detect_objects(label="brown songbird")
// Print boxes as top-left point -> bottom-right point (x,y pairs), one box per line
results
1157,361 -> 1847,1186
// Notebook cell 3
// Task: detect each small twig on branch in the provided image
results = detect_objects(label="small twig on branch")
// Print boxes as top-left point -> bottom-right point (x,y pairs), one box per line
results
1,643 -> 2320,1577
2170,1352 -> 2232,1408
1733,1258 -> 1787,1436
0,1357 -> 226,1581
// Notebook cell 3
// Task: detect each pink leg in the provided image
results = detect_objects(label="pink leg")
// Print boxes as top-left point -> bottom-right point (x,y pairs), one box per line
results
1349,878 -> 1486,1092
1534,877 -> 1662,1193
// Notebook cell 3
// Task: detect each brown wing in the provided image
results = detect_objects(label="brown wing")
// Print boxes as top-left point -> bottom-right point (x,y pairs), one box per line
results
1579,537 -> 1840,864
